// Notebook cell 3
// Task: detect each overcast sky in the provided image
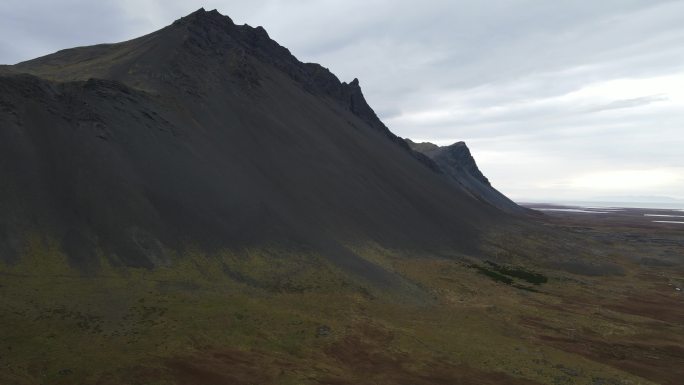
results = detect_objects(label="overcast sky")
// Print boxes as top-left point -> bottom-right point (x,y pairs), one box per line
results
2,0 -> 683,202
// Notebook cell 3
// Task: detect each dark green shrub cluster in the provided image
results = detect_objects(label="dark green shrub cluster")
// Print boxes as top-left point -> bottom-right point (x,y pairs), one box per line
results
471,265 -> 514,285
470,261 -> 548,290
485,261 -> 548,285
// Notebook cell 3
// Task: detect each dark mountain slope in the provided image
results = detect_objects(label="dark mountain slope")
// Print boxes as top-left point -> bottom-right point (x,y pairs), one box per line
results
406,139 -> 525,213
1,9 -> 506,280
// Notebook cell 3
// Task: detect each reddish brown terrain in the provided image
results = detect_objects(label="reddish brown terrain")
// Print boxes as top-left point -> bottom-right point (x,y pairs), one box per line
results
516,204 -> 684,385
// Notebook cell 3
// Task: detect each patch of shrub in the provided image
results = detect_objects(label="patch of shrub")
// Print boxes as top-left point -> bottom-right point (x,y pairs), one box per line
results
472,265 -> 514,285
485,261 -> 548,285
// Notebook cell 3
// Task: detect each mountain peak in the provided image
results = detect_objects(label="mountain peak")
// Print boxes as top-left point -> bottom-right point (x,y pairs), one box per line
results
174,7 -> 234,27
407,139 -> 524,213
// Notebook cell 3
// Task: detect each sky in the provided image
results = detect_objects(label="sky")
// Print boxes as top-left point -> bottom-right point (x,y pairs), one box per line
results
1,0 -> 683,202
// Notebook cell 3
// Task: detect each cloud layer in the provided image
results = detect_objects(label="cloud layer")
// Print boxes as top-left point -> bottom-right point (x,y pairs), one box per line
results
2,0 -> 683,201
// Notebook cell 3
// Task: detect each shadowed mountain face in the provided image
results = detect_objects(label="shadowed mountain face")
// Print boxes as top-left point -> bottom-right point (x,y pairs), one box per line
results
0,8 -> 510,278
405,139 -> 525,213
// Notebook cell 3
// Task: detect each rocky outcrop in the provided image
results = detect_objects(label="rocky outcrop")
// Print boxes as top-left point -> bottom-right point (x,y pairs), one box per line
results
406,139 -> 525,213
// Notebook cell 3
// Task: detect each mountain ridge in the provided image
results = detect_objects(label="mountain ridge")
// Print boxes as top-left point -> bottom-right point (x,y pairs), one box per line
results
406,139 -> 524,213
15,8 -> 441,172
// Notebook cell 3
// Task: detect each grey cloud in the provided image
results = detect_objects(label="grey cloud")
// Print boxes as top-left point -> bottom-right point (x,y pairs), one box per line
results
582,95 -> 669,113
0,0 -> 147,64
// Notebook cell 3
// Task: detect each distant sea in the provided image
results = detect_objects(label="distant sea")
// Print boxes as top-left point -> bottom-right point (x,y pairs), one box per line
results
520,201 -> 684,210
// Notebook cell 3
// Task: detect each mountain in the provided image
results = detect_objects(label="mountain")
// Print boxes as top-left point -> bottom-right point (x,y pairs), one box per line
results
0,8 -> 512,279
3,9 -> 681,385
405,139 -> 524,213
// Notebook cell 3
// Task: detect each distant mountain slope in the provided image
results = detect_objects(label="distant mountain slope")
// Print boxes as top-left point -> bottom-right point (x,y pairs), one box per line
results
405,139 -> 525,213
0,9 -> 511,282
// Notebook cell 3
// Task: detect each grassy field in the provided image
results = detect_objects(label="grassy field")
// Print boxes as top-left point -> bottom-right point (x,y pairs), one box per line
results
1,215 -> 682,385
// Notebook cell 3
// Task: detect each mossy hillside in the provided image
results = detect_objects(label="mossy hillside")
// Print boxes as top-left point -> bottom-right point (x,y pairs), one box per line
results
0,236 -> 662,385
0,239 -> 354,384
